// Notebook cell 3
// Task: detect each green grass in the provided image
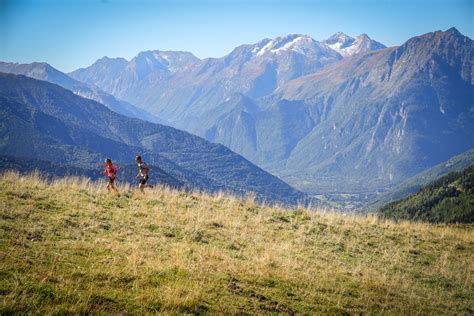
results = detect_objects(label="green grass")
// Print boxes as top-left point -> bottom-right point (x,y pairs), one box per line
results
0,172 -> 473,314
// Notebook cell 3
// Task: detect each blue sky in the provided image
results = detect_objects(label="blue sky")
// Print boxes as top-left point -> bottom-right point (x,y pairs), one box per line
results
0,0 -> 472,72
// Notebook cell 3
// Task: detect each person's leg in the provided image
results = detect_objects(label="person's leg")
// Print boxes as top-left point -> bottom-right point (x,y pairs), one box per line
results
110,178 -> 118,192
107,178 -> 115,192
143,176 -> 151,189
139,182 -> 145,193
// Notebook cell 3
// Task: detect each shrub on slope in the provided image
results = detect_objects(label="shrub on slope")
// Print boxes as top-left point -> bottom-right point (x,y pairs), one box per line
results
379,165 -> 474,223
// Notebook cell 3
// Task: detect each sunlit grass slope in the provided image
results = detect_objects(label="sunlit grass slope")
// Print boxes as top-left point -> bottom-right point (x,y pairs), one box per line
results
0,172 -> 473,314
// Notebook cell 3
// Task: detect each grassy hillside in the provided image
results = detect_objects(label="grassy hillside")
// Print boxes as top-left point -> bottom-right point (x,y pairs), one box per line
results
0,155 -> 185,189
0,172 -> 473,314
379,165 -> 474,224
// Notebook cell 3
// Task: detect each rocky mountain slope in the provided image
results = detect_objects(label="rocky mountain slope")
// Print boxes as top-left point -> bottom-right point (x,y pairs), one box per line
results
274,28 -> 473,193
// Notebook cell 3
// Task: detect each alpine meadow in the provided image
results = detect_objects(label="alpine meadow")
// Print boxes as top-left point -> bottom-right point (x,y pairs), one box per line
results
1,0 -> 473,314
1,172 -> 473,314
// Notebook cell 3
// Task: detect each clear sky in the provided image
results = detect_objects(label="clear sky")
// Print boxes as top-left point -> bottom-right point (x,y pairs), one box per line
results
0,0 -> 472,72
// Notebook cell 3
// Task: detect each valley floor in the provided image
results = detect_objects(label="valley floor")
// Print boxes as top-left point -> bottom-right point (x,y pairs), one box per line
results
0,172 -> 472,314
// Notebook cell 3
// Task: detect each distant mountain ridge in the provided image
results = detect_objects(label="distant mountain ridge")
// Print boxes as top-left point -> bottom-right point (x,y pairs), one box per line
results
71,51 -> 201,98
0,61 -> 164,124
68,32 -> 384,123
323,32 -> 386,57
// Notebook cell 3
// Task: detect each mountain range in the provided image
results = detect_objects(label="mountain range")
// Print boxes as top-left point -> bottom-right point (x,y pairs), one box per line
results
274,28 -> 473,192
0,72 -> 306,205
0,62 -> 165,124
67,28 -> 474,199
323,32 -> 386,57
69,32 -> 384,124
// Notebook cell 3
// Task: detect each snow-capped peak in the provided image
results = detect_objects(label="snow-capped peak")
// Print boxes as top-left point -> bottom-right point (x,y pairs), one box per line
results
325,32 -> 354,46
253,34 -> 316,56
357,33 -> 370,40
323,32 -> 386,57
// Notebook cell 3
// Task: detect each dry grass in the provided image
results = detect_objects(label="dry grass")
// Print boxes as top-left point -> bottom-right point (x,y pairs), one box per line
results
0,171 -> 473,314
